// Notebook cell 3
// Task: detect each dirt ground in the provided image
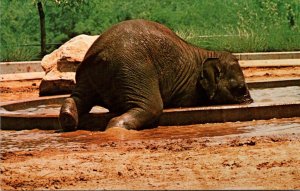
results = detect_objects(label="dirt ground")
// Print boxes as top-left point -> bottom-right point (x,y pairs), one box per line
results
0,66 -> 300,190
243,66 -> 300,82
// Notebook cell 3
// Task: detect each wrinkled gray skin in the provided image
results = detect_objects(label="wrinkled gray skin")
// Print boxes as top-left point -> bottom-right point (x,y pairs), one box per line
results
59,19 -> 253,131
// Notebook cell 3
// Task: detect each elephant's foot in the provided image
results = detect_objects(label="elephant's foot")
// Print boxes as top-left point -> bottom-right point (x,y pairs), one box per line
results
59,98 -> 78,131
106,114 -> 137,130
106,107 -> 162,131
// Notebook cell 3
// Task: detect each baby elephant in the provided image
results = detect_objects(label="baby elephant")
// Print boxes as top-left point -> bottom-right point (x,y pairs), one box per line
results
59,19 -> 253,131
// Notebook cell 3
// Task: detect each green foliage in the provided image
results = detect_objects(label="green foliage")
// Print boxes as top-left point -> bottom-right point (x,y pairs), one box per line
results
0,0 -> 299,61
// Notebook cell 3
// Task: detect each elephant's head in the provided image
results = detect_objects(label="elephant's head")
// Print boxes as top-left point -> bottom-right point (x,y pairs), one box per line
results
198,54 -> 253,105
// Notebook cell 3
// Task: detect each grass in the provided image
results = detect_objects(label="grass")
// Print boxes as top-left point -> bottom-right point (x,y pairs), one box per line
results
178,29 -> 300,53
1,46 -> 41,62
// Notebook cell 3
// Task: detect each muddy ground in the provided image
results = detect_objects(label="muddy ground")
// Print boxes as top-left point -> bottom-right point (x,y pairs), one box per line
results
0,66 -> 300,190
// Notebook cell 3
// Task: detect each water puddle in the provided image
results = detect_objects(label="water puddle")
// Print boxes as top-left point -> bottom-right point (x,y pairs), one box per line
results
63,119 -> 300,144
241,122 -> 300,135
0,104 -> 108,115
250,86 -> 300,103
1,119 -> 299,153
1,118 -> 299,153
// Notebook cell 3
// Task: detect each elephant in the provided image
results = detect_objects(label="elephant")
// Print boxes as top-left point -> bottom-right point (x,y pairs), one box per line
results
59,19 -> 253,131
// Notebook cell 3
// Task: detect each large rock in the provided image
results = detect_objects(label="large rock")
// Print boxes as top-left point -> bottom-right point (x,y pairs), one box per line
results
39,34 -> 99,96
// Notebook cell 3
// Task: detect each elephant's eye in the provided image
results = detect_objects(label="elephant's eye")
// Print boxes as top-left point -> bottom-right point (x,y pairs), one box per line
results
232,85 -> 247,94
214,70 -> 222,82
215,74 -> 220,82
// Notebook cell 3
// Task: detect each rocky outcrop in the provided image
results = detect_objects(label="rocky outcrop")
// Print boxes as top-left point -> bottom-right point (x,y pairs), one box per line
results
39,34 -> 99,96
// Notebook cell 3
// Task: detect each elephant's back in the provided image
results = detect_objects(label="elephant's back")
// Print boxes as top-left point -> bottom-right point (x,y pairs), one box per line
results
76,19 -> 198,108
81,19 -> 189,66
76,19 -> 191,84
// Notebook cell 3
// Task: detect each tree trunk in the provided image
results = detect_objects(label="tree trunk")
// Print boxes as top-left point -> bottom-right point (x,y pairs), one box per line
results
37,1 -> 46,57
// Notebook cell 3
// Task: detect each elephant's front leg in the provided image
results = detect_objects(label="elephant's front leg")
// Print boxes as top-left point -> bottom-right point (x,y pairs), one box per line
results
59,97 -> 79,131
106,106 -> 163,130
59,73 -> 97,131
59,95 -> 96,131
105,58 -> 163,131
105,78 -> 163,130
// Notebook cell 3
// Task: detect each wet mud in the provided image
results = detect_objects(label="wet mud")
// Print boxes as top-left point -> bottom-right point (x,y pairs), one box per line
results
1,117 -> 300,190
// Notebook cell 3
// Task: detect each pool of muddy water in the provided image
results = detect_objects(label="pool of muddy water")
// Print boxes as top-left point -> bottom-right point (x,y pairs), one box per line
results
1,86 -> 300,115
1,118 -> 300,153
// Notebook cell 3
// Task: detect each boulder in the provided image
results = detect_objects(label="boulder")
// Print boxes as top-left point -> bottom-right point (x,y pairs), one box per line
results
39,34 -> 99,96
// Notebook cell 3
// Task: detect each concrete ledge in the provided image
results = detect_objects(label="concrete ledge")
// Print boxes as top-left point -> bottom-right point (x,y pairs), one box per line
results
0,115 -> 60,130
233,51 -> 300,60
0,61 -> 42,74
159,102 -> 300,126
239,59 -> 300,67
247,79 -> 300,89
0,51 -> 299,74
1,101 -> 300,130
79,102 -> 300,130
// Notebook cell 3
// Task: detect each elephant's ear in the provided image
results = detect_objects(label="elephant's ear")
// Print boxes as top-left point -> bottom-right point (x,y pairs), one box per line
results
198,58 -> 222,100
